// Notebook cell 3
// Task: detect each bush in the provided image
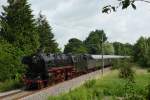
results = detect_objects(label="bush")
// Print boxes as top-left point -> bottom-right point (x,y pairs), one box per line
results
0,40 -> 25,81
146,82 -> 150,100
112,59 -> 132,70
119,61 -> 135,81
111,59 -> 121,69
123,80 -> 145,100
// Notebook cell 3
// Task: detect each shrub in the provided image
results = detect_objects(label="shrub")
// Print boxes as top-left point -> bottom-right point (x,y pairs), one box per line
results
0,40 -> 25,81
112,59 -> 132,70
146,82 -> 150,100
119,61 -> 135,81
112,59 -> 123,69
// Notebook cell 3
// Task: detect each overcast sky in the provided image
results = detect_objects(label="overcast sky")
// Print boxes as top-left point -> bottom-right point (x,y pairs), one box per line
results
0,0 -> 150,50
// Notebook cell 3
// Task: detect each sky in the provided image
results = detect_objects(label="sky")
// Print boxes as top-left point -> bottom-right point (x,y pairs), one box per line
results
0,0 -> 150,50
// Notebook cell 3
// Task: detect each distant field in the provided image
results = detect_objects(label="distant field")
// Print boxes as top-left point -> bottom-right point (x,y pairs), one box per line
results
48,68 -> 150,100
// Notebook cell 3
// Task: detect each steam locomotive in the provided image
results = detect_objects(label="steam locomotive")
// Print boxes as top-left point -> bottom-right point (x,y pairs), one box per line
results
22,52 -> 126,89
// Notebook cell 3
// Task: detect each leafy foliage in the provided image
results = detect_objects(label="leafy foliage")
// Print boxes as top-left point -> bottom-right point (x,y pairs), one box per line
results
0,39 -> 24,81
36,13 -> 60,53
64,38 -> 87,54
112,59 -> 127,69
119,61 -> 135,81
104,42 -> 115,55
102,0 -> 150,13
64,30 -> 114,55
113,42 -> 133,56
0,0 -> 39,54
134,37 -> 150,67
84,30 -> 107,54
0,0 -> 39,82
146,82 -> 150,100
124,80 -> 145,100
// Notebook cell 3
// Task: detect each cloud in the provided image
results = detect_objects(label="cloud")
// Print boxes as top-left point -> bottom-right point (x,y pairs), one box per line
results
0,0 -> 150,50
0,0 -> 7,11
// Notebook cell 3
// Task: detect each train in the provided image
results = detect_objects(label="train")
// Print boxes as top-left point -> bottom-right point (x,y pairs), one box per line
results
22,51 -> 128,89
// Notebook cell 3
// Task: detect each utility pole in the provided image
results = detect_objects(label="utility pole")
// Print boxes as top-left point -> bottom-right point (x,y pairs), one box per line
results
101,34 -> 104,75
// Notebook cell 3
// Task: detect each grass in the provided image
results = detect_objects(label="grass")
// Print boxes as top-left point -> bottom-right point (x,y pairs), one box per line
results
0,79 -> 23,92
48,68 -> 150,100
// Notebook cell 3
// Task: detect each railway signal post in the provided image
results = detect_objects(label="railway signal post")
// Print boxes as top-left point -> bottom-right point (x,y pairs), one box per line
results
101,34 -> 104,75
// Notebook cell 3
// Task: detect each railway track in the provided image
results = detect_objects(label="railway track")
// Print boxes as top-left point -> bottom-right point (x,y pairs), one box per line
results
0,90 -> 33,100
0,67 -> 111,100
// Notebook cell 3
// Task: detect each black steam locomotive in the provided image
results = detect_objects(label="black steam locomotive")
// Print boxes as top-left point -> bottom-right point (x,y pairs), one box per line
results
22,52 -> 123,89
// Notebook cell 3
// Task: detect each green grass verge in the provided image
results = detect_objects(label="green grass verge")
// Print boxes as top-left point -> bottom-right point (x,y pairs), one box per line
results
48,68 -> 150,100
0,79 -> 23,92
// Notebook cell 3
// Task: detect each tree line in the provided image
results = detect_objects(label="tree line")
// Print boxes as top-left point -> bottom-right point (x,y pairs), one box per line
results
64,30 -> 133,56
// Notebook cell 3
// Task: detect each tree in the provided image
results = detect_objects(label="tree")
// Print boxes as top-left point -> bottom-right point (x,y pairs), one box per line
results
113,42 -> 122,55
134,37 -> 147,66
134,36 -> 150,67
84,30 -> 107,54
124,43 -> 134,55
113,42 -> 133,55
36,13 -> 59,53
64,38 -> 87,54
146,38 -> 150,66
0,0 -> 39,54
104,42 -> 115,55
102,0 -> 150,13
